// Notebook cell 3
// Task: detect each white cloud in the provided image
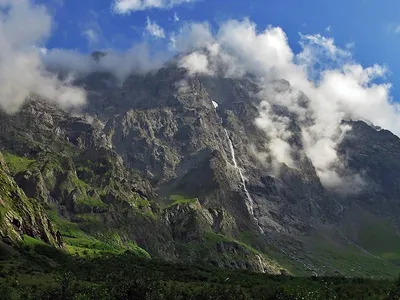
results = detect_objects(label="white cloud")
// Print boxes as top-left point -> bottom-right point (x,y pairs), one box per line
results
81,15 -> 105,48
38,47 -> 49,55
255,101 -> 294,171
175,19 -> 400,191
345,42 -> 355,49
217,19 -> 295,78
170,22 -> 214,52
113,0 -> 196,14
325,25 -> 332,32
179,52 -> 211,75
299,34 -> 349,60
386,23 -> 400,34
82,29 -> 98,44
43,43 -> 168,82
145,17 -> 165,39
173,12 -> 179,22
2,2 -> 395,194
0,0 -> 86,114
296,34 -> 351,80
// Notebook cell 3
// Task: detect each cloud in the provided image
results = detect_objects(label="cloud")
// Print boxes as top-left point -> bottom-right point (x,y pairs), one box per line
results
385,23 -> 400,34
170,22 -> 214,52
174,12 -> 179,22
81,13 -> 105,49
43,43 -> 168,82
179,52 -> 211,75
0,0 -> 86,114
175,19 -> 400,191
145,17 -> 165,39
217,20 -> 295,78
113,0 -> 196,14
345,42 -> 355,49
325,25 -> 332,32
297,34 -> 351,67
255,101 -> 294,171
41,12 -> 170,83
83,29 -> 98,44
2,0 -> 396,194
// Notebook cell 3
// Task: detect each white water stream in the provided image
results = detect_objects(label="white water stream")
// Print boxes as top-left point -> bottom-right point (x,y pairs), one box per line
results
223,128 -> 268,236
224,129 -> 256,217
213,100 -> 263,233
215,101 -> 316,273
256,255 -> 266,274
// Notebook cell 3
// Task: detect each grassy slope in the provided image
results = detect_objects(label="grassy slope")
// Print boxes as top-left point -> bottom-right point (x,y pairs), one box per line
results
3,151 -> 151,259
46,209 -> 150,259
342,205 -> 400,263
253,203 -> 400,278
3,151 -> 400,279
164,194 -> 198,208
2,148 -> 287,276
3,152 -> 36,174
301,229 -> 400,278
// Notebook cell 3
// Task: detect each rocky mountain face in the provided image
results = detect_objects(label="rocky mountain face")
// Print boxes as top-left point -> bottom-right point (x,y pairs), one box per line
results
0,152 -> 62,247
1,62 -> 400,277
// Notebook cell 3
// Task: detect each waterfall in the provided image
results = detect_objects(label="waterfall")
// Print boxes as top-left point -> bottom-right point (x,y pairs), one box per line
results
213,100 -> 263,233
224,129 -> 256,217
256,255 -> 266,274
219,110 -> 312,272
216,104 -> 318,273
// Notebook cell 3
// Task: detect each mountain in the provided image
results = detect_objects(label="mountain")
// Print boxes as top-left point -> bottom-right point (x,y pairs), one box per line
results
1,60 -> 400,278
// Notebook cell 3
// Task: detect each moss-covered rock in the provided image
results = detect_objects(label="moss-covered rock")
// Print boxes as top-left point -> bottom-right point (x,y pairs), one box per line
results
0,152 -> 62,248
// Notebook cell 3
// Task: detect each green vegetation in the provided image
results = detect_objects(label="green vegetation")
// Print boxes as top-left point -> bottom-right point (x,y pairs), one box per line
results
75,196 -> 106,208
348,211 -> 400,263
3,152 -> 36,174
46,209 -> 149,259
20,235 -> 48,249
167,194 -> 198,208
0,243 -> 399,300
71,175 -> 90,191
2,120 -> 400,299
296,228 -> 400,278
206,232 -> 260,255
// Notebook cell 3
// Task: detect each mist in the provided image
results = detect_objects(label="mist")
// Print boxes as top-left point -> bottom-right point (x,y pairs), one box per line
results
0,0 -> 86,114
0,0 -> 172,114
1,1 -> 399,191
42,44 -> 168,82
173,19 -> 400,190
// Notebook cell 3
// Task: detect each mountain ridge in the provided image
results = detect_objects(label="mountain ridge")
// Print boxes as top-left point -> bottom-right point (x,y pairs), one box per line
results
1,61 -> 400,277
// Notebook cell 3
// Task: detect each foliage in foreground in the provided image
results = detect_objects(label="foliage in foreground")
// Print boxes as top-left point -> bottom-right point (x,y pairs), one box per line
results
0,241 -> 399,300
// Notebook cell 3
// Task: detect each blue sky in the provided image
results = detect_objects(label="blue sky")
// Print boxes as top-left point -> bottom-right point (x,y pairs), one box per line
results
34,0 -> 400,100
38,0 -> 400,96
0,0 -> 399,183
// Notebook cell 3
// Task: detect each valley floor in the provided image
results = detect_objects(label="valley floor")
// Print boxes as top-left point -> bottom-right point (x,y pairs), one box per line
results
0,238 -> 399,300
